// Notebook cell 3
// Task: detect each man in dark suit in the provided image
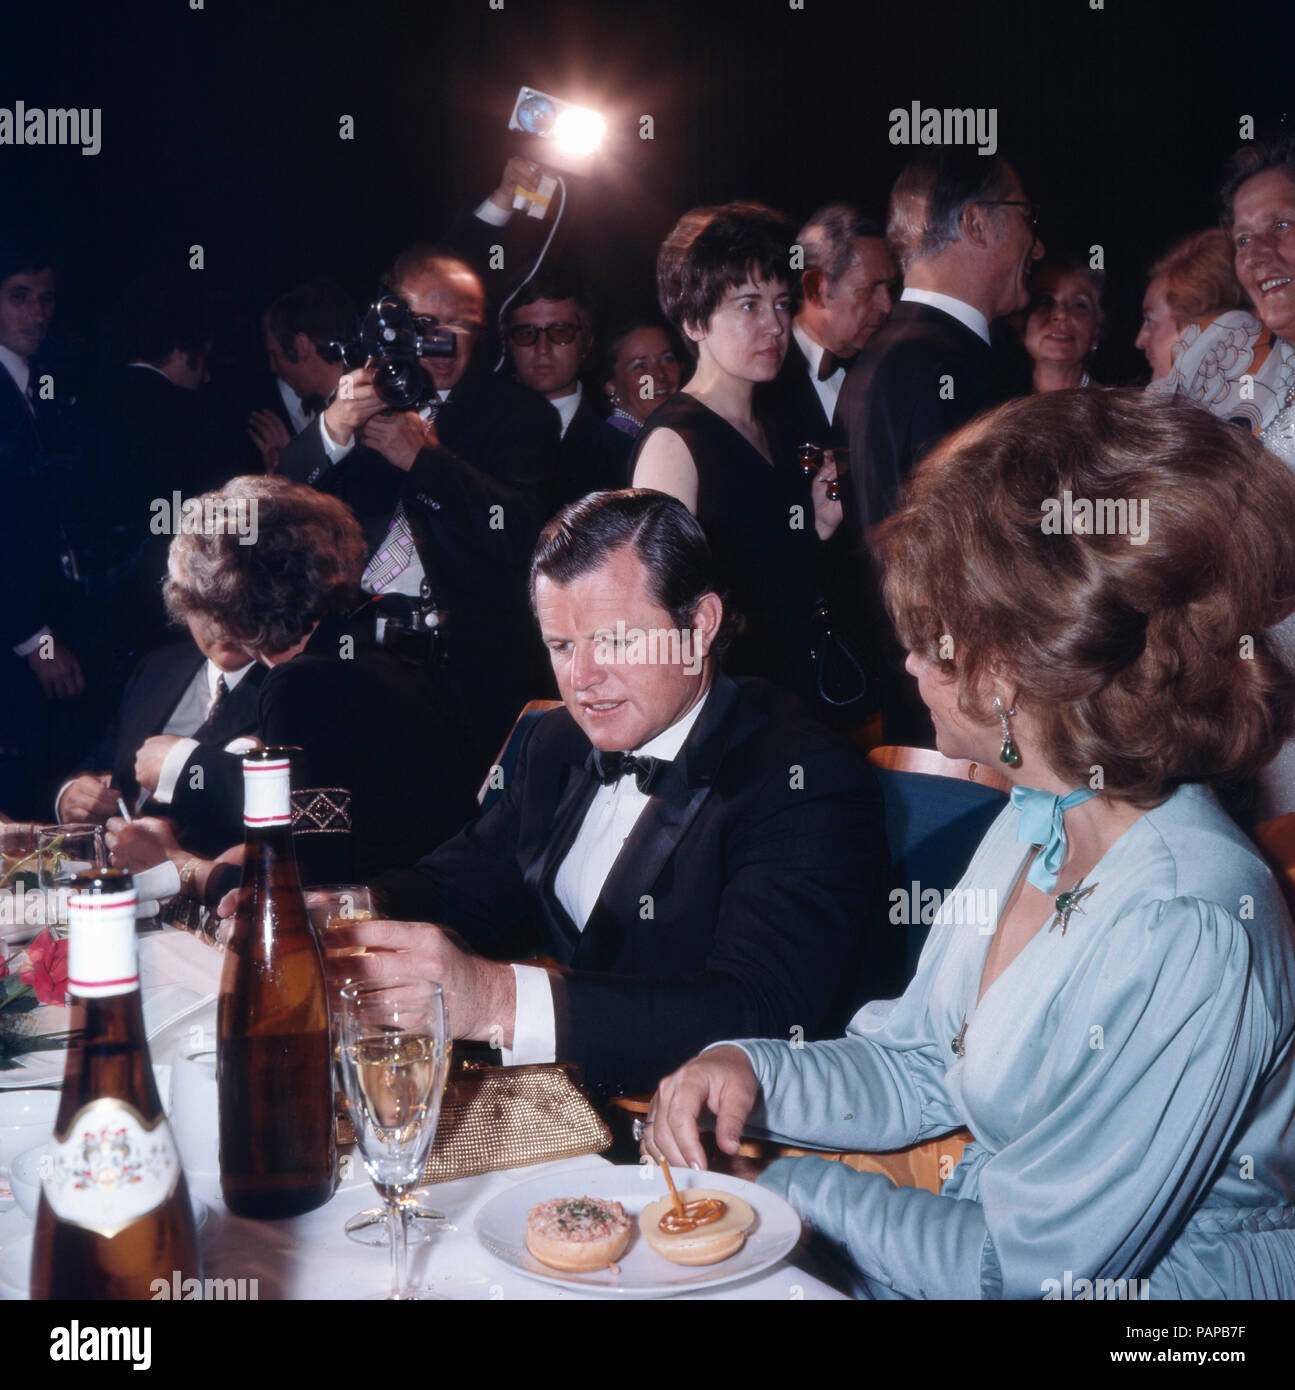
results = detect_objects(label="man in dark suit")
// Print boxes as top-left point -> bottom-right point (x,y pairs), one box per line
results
245,276 -> 354,472
838,152 -> 1043,535
56,630 -> 267,856
757,203 -> 895,448
0,245 -> 88,815
277,245 -> 560,773
337,491 -> 890,1096
501,272 -> 633,504
836,152 -> 1043,742
104,477 -> 480,895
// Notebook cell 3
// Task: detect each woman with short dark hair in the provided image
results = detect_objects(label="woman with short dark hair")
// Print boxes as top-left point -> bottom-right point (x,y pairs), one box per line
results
632,203 -> 842,702
643,389 -> 1295,1299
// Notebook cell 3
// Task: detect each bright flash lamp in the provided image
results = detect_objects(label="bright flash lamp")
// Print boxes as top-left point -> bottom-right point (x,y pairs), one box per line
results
508,86 -> 606,167
552,106 -> 606,156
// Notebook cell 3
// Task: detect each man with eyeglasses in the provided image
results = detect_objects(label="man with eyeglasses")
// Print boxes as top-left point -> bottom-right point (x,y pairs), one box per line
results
502,274 -> 633,507
835,150 -> 1044,745
278,244 -> 560,772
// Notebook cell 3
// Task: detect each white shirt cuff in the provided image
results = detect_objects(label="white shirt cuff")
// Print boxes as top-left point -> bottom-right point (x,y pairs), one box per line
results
153,737 -> 199,806
500,964 -> 556,1065
14,626 -> 50,657
133,858 -> 182,901
474,198 -> 513,227
320,410 -> 357,463
53,777 -> 80,822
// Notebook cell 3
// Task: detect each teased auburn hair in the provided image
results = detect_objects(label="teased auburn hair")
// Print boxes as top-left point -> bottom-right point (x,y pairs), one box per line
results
874,388 -> 1295,804
1148,227 -> 1246,326
164,475 -> 366,657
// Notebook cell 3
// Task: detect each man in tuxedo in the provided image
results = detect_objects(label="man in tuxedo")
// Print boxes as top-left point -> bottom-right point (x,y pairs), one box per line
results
55,624 -> 266,856
838,152 -> 1043,535
501,273 -> 632,505
246,276 -> 355,471
757,203 -> 896,448
836,151 -> 1043,742
339,491 -> 890,1095
277,244 -> 560,772
0,244 -> 87,815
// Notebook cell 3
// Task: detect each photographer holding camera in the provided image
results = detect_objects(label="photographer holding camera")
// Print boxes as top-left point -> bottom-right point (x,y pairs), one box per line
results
278,243 -> 560,773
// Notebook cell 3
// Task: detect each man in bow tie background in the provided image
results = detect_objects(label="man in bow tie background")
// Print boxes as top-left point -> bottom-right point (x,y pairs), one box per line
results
337,489 -> 890,1095
757,202 -> 896,449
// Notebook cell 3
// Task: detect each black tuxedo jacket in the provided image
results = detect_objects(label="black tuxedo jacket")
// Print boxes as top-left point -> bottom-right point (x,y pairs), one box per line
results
186,619 -> 479,890
756,332 -> 835,448
376,675 -> 891,1093
0,369 -> 71,651
555,397 -> 634,507
277,363 -> 559,765
835,300 -> 1009,537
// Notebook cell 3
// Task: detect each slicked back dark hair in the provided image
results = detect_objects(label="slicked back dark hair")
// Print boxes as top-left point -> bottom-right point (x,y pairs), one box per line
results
0,241 -> 55,286
1219,129 -> 1295,228
656,202 -> 797,355
264,276 -> 356,362
500,272 -> 595,329
530,489 -> 731,652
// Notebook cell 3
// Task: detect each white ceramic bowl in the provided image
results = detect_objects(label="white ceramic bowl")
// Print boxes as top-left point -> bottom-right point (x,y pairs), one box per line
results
0,1091 -> 59,1172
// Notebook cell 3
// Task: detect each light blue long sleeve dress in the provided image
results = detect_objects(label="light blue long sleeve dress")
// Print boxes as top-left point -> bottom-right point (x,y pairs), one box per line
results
734,784 -> 1295,1299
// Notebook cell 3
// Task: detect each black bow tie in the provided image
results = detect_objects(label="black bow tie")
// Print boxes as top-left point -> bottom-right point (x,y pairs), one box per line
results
817,349 -> 846,381
299,394 -> 326,418
589,749 -> 669,794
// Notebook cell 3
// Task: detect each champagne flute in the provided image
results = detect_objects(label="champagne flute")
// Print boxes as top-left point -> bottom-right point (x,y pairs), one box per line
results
337,977 -> 450,1300
313,886 -> 450,1245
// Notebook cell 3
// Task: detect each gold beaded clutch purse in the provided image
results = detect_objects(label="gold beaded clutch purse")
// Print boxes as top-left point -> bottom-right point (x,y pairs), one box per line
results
337,1058 -> 613,1184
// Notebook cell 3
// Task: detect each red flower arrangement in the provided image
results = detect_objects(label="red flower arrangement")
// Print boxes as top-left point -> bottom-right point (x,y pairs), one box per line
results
18,928 -> 70,1006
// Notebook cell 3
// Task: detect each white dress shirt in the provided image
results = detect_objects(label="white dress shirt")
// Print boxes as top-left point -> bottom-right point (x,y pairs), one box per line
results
792,321 -> 845,428
151,659 -> 256,806
0,342 -> 32,406
503,690 -> 711,1065
276,376 -> 315,436
899,287 -> 991,346
551,382 -> 582,439
321,391 -> 449,602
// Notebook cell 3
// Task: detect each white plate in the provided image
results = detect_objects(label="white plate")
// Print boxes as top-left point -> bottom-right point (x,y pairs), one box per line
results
0,1196 -> 209,1298
474,1163 -> 800,1296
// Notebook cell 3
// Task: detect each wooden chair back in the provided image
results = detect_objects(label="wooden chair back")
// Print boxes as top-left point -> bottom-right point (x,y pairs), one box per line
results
477,700 -> 562,807
1255,813 -> 1295,923
867,744 -> 1013,796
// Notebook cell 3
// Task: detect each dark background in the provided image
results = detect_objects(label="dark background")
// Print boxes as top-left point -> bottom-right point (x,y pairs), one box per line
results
6,0 -> 1293,400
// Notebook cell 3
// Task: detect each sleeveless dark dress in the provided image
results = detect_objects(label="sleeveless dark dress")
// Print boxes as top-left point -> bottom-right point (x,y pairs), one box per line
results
631,392 -> 818,699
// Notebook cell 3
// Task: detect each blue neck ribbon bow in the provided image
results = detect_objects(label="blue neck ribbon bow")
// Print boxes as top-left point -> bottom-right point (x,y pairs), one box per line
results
1010,784 -> 1099,893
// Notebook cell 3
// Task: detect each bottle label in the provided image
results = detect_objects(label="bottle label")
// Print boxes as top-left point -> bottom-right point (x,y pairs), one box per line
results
68,888 -> 139,998
43,1098 -> 181,1239
243,757 -> 292,827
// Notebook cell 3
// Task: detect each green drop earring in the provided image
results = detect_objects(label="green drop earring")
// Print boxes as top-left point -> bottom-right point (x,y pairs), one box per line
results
993,697 -> 1020,767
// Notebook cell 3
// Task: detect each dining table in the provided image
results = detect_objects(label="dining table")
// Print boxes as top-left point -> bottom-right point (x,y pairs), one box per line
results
0,925 -> 847,1301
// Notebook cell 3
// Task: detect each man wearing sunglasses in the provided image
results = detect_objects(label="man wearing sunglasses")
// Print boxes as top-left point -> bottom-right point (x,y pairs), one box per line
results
502,275 -> 632,506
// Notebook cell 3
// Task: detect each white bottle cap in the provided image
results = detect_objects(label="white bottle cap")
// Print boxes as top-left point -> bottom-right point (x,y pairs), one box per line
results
243,754 -> 293,827
67,875 -> 139,998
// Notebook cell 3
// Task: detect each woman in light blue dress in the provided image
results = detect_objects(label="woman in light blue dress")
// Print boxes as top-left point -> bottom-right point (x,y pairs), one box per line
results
641,387 -> 1295,1299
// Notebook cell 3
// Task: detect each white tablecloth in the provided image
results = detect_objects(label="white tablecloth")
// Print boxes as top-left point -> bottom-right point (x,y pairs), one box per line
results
0,929 -> 847,1300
